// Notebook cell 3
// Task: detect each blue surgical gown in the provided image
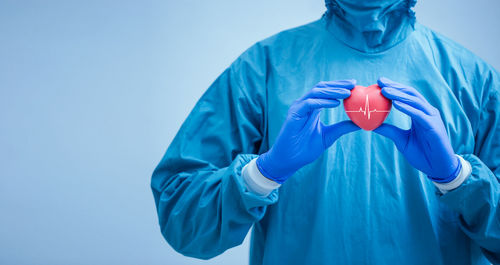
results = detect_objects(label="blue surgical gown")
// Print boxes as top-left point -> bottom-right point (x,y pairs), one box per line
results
152,2 -> 500,264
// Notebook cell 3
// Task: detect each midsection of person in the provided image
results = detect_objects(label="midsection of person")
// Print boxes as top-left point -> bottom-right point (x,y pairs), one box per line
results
152,2 -> 499,264
249,20 -> 484,265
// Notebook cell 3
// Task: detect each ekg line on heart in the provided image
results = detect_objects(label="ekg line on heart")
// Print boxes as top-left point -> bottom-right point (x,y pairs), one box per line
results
345,94 -> 390,120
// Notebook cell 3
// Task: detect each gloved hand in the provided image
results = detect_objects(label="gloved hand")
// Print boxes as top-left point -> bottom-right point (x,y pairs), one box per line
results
256,80 -> 360,184
373,77 -> 461,183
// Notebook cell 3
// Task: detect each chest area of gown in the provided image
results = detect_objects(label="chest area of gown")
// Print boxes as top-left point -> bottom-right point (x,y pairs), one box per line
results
264,53 -> 474,155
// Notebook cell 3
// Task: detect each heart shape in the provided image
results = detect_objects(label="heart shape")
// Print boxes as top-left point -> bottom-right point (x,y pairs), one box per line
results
343,84 -> 392,131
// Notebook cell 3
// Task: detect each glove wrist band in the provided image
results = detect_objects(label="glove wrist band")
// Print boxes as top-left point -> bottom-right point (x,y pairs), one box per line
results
242,158 -> 281,196
433,155 -> 472,193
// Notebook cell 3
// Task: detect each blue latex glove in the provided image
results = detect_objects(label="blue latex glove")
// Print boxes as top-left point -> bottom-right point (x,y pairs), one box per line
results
373,77 -> 461,183
256,80 -> 360,184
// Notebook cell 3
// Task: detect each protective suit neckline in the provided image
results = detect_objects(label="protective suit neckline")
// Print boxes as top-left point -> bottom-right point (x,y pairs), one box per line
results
324,0 -> 417,53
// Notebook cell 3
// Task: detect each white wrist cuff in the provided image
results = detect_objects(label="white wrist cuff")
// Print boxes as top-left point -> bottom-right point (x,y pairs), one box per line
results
242,158 -> 280,197
433,155 -> 472,194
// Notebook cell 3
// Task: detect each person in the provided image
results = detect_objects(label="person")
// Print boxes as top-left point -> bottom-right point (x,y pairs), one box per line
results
151,0 -> 500,264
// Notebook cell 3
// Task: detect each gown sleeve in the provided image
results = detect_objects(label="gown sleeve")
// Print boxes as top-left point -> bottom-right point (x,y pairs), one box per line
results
151,46 -> 277,259
439,68 -> 500,263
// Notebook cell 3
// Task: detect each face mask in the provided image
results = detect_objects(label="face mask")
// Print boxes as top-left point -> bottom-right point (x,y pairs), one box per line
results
335,0 -> 405,32
325,0 -> 416,52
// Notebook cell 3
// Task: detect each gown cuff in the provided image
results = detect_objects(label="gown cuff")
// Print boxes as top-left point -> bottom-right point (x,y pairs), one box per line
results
433,155 -> 472,194
242,158 -> 281,197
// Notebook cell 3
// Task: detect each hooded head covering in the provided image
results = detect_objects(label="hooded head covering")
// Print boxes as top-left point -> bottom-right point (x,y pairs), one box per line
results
325,0 -> 417,53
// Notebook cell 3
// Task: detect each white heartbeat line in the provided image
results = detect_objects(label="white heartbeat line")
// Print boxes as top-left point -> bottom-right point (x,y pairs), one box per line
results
345,94 -> 390,120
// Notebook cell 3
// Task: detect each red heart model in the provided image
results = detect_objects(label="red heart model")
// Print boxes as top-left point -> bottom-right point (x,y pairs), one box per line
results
343,84 -> 392,131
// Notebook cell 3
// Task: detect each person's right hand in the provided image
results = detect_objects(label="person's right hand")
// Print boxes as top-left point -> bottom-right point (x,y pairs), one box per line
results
256,80 -> 360,184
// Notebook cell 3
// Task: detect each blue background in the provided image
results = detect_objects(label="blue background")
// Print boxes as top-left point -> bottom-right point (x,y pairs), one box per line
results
1,1 -> 499,264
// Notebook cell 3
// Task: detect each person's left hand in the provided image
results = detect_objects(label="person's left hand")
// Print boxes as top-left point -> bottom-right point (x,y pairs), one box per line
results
373,77 -> 461,183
